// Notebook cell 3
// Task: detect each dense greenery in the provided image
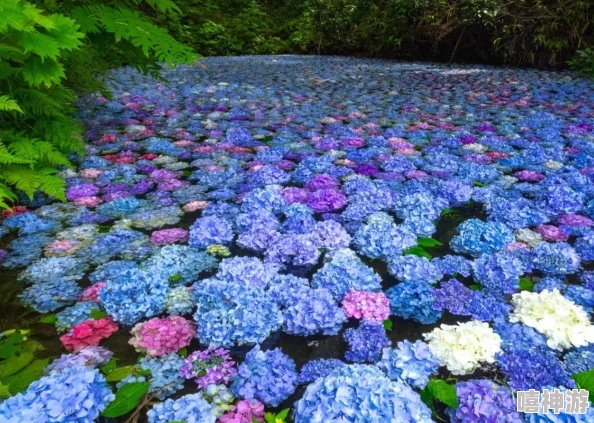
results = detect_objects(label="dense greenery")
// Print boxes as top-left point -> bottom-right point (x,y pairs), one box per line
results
0,0 -> 196,209
1,0 -> 593,207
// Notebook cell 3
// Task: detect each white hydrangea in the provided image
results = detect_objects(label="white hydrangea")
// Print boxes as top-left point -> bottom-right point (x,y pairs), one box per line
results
515,228 -> 542,247
509,289 -> 594,351
423,321 -> 501,375
462,143 -> 488,153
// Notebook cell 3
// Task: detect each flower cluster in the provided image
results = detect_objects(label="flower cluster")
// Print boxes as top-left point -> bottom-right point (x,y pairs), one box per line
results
218,400 -> 265,423
59,317 -> 119,351
129,316 -> 195,357
341,290 -> 390,322
180,348 -> 237,388
343,321 -> 390,363
378,340 -> 440,389
147,393 -> 216,423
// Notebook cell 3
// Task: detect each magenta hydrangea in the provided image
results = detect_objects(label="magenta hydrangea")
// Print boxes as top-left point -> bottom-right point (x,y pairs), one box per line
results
129,316 -> 196,357
150,228 -> 189,245
341,290 -> 391,322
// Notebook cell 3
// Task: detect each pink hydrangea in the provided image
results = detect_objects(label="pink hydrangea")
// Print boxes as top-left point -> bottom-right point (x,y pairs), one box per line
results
534,224 -> 569,242
79,282 -> 106,302
218,400 -> 265,423
150,228 -> 189,245
45,240 -> 81,256
60,317 -> 119,351
79,169 -> 103,179
129,316 -> 196,357
73,196 -> 103,207
183,201 -> 209,212
341,291 -> 391,322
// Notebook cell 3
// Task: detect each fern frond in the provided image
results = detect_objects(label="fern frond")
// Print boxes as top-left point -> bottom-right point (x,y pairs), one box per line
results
7,135 -> 40,162
34,140 -> 72,167
134,0 -> 181,16
0,183 -> 17,209
0,141 -> 32,165
0,165 -> 41,199
14,88 -> 65,118
38,167 -> 66,200
0,95 -> 23,114
22,57 -> 65,87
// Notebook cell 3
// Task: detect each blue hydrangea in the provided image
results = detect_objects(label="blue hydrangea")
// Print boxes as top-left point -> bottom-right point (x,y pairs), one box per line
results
471,252 -> 525,294
312,220 -> 352,250
89,260 -> 138,283
137,354 -> 185,400
432,255 -> 472,277
488,197 -> 550,228
2,233 -> 51,269
436,179 -> 473,206
193,280 -> 282,347
531,242 -> 581,275
281,203 -> 316,234
565,285 -> 594,312
55,302 -> 97,332
563,345 -> 594,375
575,233 -> 594,262
298,359 -> 345,384
467,292 -> 513,322
343,321 -> 390,363
189,215 -> 234,249
387,255 -> 443,284
537,185 -> 585,215
147,393 -> 216,423
267,274 -> 311,307
524,387 -> 594,423
215,256 -> 278,289
378,340 -> 440,389
145,245 -> 217,285
386,280 -> 443,324
282,288 -> 346,336
20,278 -> 82,313
311,248 -> 381,300
0,367 -> 114,423
45,346 -> 113,374
82,229 -> 150,264
294,364 -> 433,423
237,228 -> 281,253
99,267 -> 168,326
535,277 -> 566,293
230,346 -> 297,407
96,197 -> 147,218
240,186 -> 286,213
394,190 -> 446,222
354,213 -> 417,259
236,209 -> 279,233
450,218 -> 514,256
264,233 -> 321,267
19,256 -> 88,284
3,212 -> 59,235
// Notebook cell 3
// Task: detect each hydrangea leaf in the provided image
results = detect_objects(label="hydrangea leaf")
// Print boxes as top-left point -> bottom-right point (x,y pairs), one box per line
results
573,370 -> 594,402
417,237 -> 443,247
383,318 -> 393,331
101,381 -> 149,417
90,308 -> 107,319
0,331 -> 24,359
0,350 -> 34,378
519,277 -> 534,292
100,358 -> 119,374
427,379 -> 458,409
403,245 -> 432,259
105,365 -> 135,382
3,358 -> 49,394
39,314 -> 57,324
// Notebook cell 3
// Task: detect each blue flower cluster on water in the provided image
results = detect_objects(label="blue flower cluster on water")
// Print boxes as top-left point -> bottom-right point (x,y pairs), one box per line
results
145,245 -> 217,285
193,280 -> 281,347
531,242 -> 581,275
378,340 -> 440,389
147,393 -> 215,423
471,252 -> 525,294
231,346 -> 297,407
0,367 -> 113,423
215,256 -> 278,289
189,215 -> 234,248
343,321 -> 390,363
386,280 -> 443,324
298,359 -> 346,384
3,212 -> 59,235
55,302 -> 97,332
387,255 -> 443,284
432,255 -> 471,277
20,277 -> 82,313
311,248 -> 381,300
20,256 -> 88,284
450,218 -> 514,256
99,267 -> 168,326
294,364 -> 433,423
282,287 -> 346,336
354,213 -> 417,259
563,345 -> 594,375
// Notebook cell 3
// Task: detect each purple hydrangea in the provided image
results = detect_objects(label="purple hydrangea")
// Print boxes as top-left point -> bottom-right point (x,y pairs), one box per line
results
189,215 -> 234,248
343,321 -> 390,363
179,348 -> 237,388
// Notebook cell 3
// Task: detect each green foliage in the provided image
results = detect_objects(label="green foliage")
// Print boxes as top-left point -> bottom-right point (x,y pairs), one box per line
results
0,329 -> 48,397
0,0 -> 195,209
519,277 -> 535,292
569,48 -> 594,77
383,318 -> 393,331
101,381 -> 150,417
420,378 -> 458,414
572,369 -> 594,402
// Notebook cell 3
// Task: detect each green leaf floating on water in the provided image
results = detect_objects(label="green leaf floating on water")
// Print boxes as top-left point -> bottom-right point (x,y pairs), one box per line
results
403,245 -> 432,259
425,379 -> 458,409
90,309 -> 106,319
101,358 -> 119,374
573,370 -> 594,402
39,314 -> 57,324
383,318 -> 393,331
417,237 -> 443,248
469,284 -> 483,291
2,358 -> 49,395
101,381 -> 150,417
105,365 -> 135,382
519,277 -> 534,292
0,350 -> 34,379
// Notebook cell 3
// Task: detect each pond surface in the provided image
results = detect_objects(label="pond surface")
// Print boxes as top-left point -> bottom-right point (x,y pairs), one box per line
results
2,56 -> 594,422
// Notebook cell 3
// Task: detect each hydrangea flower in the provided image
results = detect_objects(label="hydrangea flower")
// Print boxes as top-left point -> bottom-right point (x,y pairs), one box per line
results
282,288 -> 346,336
0,367 -> 114,423
311,248 -> 381,300
59,317 -> 119,351
563,345 -> 594,375
145,245 -> 218,285
449,379 -> 523,423
129,316 -> 195,357
230,346 -> 297,407
341,290 -> 390,322
20,278 -> 82,313
386,280 -> 443,324
180,348 -> 237,388
218,400 -> 265,423
531,242 -> 581,275
471,252 -> 525,294
424,321 -> 502,375
46,346 -> 113,374
343,321 -> 390,363
298,359 -> 346,384
294,364 -> 433,423
216,256 -> 278,289
147,393 -> 216,423
166,286 -> 194,315
450,219 -> 514,256
378,340 -> 440,389
55,302 -> 97,332
354,213 -> 417,259
509,290 -> 594,350
189,215 -> 234,248
387,255 -> 443,284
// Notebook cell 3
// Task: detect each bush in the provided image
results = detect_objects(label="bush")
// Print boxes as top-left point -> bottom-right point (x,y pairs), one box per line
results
0,0 -> 196,209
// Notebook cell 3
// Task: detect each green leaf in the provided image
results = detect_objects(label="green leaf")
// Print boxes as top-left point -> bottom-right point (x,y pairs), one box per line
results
403,245 -> 432,259
0,350 -> 34,378
573,370 -> 594,402
419,386 -> 436,414
105,365 -> 135,382
101,358 -> 119,374
0,382 -> 10,399
90,309 -> 107,319
18,31 -> 61,60
0,331 -> 24,359
101,382 -> 149,417
178,347 -> 188,357
417,237 -> 443,248
21,339 -> 44,354
440,208 -> 455,216
0,96 -> 23,114
169,273 -> 182,282
3,358 -> 49,394
39,314 -> 57,324
469,284 -> 483,291
473,181 -> 486,187
519,277 -> 534,292
383,318 -> 393,331
262,135 -> 273,142
277,409 -> 290,420
427,379 -> 458,409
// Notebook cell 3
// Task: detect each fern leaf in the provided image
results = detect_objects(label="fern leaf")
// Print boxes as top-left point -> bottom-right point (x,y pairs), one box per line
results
47,14 -> 84,51
0,165 -> 40,199
0,141 -> 31,165
7,136 -> 40,163
0,95 -> 23,114
38,167 -> 66,201
14,88 -> 65,118
136,0 -> 181,15
34,141 -> 71,167
22,57 -> 65,87
0,183 -> 17,209
18,31 -> 60,60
